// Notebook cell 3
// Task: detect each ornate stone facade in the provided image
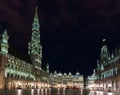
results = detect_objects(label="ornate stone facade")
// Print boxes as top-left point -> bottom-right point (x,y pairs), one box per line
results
49,71 -> 84,89
86,70 -> 96,90
94,39 -> 120,93
0,7 -> 49,89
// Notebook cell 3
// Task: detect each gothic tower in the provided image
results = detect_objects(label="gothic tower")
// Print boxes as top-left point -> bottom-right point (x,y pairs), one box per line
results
0,29 -> 9,89
100,39 -> 109,61
28,6 -> 42,69
100,38 -> 109,72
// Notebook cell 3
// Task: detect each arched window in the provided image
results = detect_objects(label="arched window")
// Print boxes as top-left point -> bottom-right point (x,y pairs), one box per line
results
7,64 -> 10,67
7,73 -> 10,78
11,74 -> 13,78
15,74 -> 17,78
11,65 -> 13,68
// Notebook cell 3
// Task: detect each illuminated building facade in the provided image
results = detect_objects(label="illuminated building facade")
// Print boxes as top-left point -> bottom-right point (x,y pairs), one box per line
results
95,39 -> 120,93
49,71 -> 84,89
0,7 -> 49,89
86,69 -> 96,90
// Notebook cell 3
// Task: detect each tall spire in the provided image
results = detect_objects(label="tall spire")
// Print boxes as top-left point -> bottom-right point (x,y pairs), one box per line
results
32,6 -> 40,31
28,6 -> 42,68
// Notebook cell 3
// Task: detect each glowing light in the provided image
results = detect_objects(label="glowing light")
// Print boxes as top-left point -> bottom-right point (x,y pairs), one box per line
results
63,88 -> 66,95
41,88 -> 44,95
31,89 -> 34,94
57,84 -> 61,88
18,81 -> 22,85
108,83 -> 112,87
17,89 -> 22,95
37,89 -> 40,94
57,88 -> 60,95
49,88 -> 51,95
108,92 -> 115,95
45,88 -> 48,94
45,84 -> 47,87
96,91 -> 104,95
100,84 -> 103,87
102,39 -> 106,42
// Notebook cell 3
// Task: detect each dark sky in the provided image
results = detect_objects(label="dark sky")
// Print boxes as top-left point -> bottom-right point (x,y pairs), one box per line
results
0,0 -> 120,76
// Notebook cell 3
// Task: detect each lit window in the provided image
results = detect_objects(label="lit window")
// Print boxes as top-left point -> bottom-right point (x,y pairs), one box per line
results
8,59 -> 11,62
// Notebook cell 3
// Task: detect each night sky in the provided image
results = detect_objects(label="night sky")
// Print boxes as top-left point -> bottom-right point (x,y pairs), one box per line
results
0,0 -> 120,76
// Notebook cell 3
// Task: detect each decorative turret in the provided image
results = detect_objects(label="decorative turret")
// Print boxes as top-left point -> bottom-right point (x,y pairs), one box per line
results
0,28 -> 9,89
28,6 -> 42,69
32,6 -> 39,32
93,69 -> 95,74
46,63 -> 49,73
0,29 -> 9,54
100,39 -> 109,61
